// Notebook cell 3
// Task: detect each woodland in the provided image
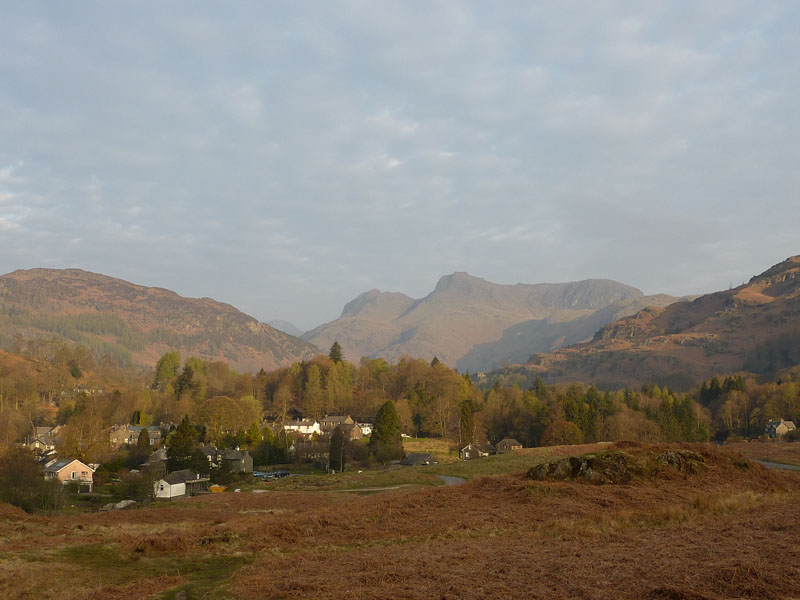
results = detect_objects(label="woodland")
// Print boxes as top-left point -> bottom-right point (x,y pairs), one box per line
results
1,337 -> 799,466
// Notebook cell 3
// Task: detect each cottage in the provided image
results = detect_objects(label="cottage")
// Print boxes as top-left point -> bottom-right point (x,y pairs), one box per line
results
222,449 -> 254,474
319,415 -> 354,434
765,420 -> 797,438
337,423 -> 363,441
496,438 -> 523,454
43,458 -> 94,493
153,469 -> 209,500
400,453 -> 439,466
109,425 -> 162,448
459,442 -> 495,461
283,419 -> 322,437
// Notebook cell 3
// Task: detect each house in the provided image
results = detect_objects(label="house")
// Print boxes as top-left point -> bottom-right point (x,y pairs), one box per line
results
765,420 -> 797,438
459,442 -> 495,461
400,453 -> 439,466
283,419 -> 322,437
337,423 -> 363,441
153,470 -> 210,500
43,458 -> 95,493
139,448 -> 168,476
319,415 -> 354,435
199,444 -> 220,468
109,425 -> 162,448
222,449 -> 253,473
496,438 -> 523,454
357,422 -> 373,436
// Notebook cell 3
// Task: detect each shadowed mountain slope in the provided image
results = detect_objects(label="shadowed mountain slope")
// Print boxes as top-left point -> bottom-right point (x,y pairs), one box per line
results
0,269 -> 319,372
519,255 -> 800,390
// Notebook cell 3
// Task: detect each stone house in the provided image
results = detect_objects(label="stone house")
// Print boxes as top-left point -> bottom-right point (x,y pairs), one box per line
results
459,442 -> 495,461
765,420 -> 797,438
496,438 -> 523,453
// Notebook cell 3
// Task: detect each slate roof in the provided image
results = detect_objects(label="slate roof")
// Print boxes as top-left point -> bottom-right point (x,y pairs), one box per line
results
400,453 -> 438,466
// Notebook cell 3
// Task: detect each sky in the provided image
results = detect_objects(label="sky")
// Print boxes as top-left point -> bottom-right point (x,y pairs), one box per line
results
1,1 -> 798,331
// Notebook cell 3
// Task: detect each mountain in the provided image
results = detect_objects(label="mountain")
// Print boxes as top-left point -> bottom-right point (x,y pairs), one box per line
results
267,320 -> 304,337
520,256 -> 800,390
0,269 -> 320,372
303,272 -> 679,370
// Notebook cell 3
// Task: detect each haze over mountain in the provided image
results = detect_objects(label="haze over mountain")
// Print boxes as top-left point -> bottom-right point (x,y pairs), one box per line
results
0,269 -> 319,372
303,272 -> 679,370
266,320 -> 304,337
519,255 -> 800,390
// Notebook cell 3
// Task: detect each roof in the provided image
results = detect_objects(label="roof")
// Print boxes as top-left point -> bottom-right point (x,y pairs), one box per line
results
163,470 -> 198,485
323,415 -> 350,422
400,453 -> 438,466
43,458 -> 92,473
497,438 -> 522,448
223,449 -> 251,460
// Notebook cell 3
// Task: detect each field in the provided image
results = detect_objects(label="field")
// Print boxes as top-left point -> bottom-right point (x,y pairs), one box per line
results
725,440 -> 800,466
2,442 -> 800,599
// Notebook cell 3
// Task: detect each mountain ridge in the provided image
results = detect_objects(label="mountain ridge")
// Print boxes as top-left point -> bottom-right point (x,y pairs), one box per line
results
303,272 -> 677,369
0,268 -> 320,372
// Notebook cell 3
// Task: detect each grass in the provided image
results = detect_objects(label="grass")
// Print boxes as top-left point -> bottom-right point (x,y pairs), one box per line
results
4,442 -> 800,599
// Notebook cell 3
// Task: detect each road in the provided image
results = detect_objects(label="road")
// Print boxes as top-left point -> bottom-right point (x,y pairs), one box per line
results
758,460 -> 800,471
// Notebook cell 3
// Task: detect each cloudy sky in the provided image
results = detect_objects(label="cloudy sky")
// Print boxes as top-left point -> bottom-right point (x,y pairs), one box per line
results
1,1 -> 798,330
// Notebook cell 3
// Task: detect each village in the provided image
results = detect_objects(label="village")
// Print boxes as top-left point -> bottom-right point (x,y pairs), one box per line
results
14,412 -> 798,512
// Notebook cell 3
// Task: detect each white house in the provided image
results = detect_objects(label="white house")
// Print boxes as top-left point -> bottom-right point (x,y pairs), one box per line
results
283,419 -> 322,437
153,469 -> 209,500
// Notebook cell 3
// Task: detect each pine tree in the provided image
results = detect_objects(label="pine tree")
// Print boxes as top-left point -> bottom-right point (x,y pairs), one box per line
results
166,416 -> 199,472
369,400 -> 404,462
329,425 -> 348,472
328,341 -> 344,364
136,427 -> 150,451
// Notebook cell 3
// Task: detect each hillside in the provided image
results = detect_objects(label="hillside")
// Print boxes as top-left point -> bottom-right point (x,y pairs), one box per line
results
303,272 -> 678,370
521,255 -> 800,390
0,269 -> 320,372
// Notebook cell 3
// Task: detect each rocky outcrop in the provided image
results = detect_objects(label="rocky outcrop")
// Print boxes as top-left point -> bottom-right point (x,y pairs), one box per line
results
527,449 -> 707,484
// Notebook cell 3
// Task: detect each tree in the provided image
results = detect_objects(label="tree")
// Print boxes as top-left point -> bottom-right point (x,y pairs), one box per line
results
136,427 -> 150,451
369,400 -> 404,462
328,341 -> 344,364
153,351 -> 181,390
166,416 -> 199,472
541,420 -> 584,446
329,425 -> 348,472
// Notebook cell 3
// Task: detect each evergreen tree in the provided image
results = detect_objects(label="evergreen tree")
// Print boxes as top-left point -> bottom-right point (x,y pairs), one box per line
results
153,351 -> 181,390
328,341 -> 344,364
369,400 -> 404,462
136,427 -> 150,451
430,356 -> 441,367
166,416 -> 199,472
329,425 -> 348,472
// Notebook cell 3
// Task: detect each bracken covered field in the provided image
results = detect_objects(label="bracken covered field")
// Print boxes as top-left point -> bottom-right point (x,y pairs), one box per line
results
2,442 -> 799,600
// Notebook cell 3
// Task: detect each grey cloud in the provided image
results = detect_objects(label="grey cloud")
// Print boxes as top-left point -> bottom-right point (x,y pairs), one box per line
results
1,1 -> 798,330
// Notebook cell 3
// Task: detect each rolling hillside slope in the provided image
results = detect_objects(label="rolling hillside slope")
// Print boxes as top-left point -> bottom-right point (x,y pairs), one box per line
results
0,269 -> 320,372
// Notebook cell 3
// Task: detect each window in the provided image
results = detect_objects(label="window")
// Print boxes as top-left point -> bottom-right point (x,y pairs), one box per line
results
71,471 -> 77,479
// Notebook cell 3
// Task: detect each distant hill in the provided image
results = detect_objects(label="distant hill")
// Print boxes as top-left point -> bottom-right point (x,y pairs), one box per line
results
0,269 -> 320,372
303,272 -> 679,370
267,320 -> 304,337
519,256 -> 800,390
